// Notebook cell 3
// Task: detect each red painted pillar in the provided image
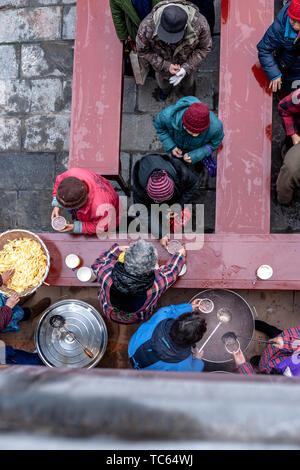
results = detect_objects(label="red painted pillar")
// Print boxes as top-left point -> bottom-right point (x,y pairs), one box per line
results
215,0 -> 274,234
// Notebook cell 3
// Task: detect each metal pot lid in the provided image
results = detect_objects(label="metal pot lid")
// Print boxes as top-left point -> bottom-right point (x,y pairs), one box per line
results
35,299 -> 108,368
189,289 -> 255,363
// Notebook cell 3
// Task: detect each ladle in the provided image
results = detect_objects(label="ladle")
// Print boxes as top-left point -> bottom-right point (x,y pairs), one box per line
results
221,332 -> 241,354
49,315 -> 94,359
197,308 -> 232,353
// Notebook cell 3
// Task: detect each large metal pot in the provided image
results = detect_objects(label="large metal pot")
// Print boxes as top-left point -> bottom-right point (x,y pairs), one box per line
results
35,299 -> 108,368
189,289 -> 255,363
0,229 -> 50,297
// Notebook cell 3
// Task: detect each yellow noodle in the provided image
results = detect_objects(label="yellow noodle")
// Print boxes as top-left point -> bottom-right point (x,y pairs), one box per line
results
0,238 -> 47,293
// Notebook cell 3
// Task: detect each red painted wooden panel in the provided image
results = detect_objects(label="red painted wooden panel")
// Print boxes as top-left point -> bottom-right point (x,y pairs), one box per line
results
38,233 -> 300,290
69,0 -> 123,175
216,0 -> 273,234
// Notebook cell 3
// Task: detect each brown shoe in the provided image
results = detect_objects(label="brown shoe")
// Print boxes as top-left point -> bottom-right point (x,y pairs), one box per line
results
19,291 -> 36,306
29,297 -> 51,318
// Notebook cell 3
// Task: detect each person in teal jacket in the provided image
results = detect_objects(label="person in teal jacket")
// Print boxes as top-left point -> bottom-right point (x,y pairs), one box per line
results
154,96 -> 224,166
128,301 -> 207,372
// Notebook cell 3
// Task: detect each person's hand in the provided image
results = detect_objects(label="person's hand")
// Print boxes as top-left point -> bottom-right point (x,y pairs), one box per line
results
232,350 -> 247,366
119,246 -> 129,252
177,246 -> 186,258
168,211 -> 179,219
59,223 -> 74,233
169,67 -> 187,86
6,293 -> 20,309
271,335 -> 284,349
172,147 -> 183,158
169,64 -> 180,75
291,133 -> 300,145
192,346 -> 204,360
51,207 -> 61,220
183,153 -> 192,163
159,235 -> 169,250
269,77 -> 282,92
191,299 -> 201,312
1,269 -> 15,285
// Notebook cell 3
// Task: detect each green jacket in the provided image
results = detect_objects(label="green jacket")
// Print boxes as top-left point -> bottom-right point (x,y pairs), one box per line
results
154,96 -> 224,164
110,0 -> 161,41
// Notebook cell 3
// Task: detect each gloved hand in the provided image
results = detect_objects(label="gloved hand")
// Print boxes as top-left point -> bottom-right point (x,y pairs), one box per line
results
169,67 -> 186,87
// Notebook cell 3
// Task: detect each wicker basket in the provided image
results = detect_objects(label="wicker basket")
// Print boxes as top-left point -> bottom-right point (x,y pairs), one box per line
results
0,230 -> 50,297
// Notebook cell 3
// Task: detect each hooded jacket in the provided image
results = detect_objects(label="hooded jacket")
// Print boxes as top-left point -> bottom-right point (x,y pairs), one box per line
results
52,168 -> 121,235
154,96 -> 224,163
132,153 -> 200,238
128,303 -> 205,372
110,0 -> 161,41
257,2 -> 300,84
136,0 -> 212,76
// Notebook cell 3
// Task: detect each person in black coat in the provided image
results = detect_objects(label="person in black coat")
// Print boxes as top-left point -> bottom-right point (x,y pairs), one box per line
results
191,0 -> 215,35
132,153 -> 200,248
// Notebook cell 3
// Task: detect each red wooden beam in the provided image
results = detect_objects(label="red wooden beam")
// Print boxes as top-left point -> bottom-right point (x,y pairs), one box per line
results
216,0 -> 273,234
69,0 -> 123,176
38,233 -> 300,290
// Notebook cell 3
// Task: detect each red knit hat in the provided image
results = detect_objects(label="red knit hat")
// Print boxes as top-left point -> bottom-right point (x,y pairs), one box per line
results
182,102 -> 210,134
147,170 -> 174,202
288,0 -> 300,21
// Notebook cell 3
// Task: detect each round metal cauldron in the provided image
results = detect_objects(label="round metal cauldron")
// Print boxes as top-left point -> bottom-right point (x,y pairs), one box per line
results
0,229 -> 50,297
189,289 -> 255,363
35,299 -> 108,368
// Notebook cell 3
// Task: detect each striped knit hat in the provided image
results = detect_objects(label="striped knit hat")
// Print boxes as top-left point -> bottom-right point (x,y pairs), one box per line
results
147,170 -> 174,202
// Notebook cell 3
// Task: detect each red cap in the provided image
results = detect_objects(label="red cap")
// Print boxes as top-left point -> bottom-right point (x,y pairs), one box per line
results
182,102 -> 210,134
288,0 -> 300,21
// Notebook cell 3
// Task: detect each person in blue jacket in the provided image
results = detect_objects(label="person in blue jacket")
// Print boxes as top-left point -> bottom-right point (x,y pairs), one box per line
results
128,300 -> 207,372
257,0 -> 300,96
154,96 -> 224,170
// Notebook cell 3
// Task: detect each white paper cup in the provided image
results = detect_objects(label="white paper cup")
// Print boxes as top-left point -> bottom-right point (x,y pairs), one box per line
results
179,264 -> 187,276
51,216 -> 66,231
77,267 -> 97,283
256,265 -> 273,280
65,254 -> 81,269
198,298 -> 214,314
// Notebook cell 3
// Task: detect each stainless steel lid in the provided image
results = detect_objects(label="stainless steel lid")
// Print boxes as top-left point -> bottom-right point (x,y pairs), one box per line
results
35,299 -> 108,368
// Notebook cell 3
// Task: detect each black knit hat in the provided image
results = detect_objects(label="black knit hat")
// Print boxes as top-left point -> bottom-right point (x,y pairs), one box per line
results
157,5 -> 188,44
56,177 -> 88,209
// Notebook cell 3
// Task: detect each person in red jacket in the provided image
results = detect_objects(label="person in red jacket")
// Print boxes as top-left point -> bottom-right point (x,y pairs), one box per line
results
51,168 -> 121,235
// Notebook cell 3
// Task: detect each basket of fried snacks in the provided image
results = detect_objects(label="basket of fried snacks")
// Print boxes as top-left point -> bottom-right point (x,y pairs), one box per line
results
0,230 -> 50,297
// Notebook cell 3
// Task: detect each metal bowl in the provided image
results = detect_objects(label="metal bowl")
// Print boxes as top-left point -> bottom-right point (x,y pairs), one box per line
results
0,229 -> 50,297
189,289 -> 255,363
35,299 -> 108,368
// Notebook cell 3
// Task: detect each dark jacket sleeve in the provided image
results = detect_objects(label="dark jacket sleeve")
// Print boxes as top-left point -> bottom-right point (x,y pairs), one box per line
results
172,159 -> 200,206
110,0 -> 129,41
257,14 -> 284,81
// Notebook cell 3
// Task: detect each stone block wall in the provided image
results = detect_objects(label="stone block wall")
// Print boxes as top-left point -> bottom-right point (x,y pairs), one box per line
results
0,0 -> 76,232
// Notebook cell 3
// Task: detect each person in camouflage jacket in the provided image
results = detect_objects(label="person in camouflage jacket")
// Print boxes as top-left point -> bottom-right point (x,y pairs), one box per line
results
136,0 -> 212,98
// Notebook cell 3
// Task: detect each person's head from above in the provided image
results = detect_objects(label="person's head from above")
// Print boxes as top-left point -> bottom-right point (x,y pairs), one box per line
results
146,170 -> 175,203
157,5 -> 188,44
288,0 -> 300,32
56,177 -> 88,210
182,102 -> 210,137
170,312 -> 207,348
124,239 -> 158,276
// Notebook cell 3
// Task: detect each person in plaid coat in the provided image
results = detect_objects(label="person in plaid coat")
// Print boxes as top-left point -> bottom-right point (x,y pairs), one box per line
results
91,240 -> 186,324
232,320 -> 300,377
276,88 -> 300,204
